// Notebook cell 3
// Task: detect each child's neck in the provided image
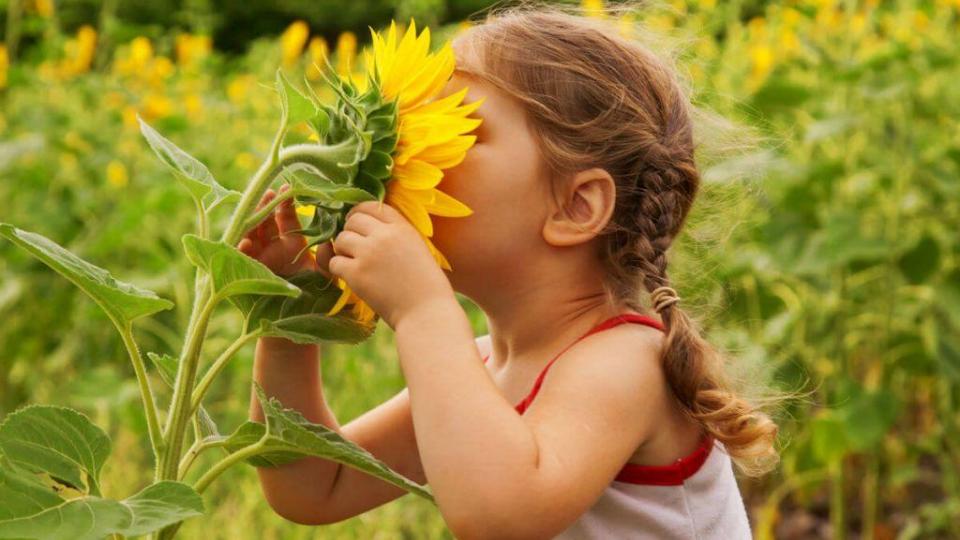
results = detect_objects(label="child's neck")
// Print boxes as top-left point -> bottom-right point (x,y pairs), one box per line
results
480,285 -> 637,369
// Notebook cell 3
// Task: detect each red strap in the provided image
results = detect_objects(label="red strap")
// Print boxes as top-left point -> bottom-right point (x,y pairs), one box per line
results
614,435 -> 714,485
481,313 -> 665,414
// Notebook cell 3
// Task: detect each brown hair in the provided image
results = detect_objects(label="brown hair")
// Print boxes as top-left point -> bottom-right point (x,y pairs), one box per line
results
454,1 -> 779,475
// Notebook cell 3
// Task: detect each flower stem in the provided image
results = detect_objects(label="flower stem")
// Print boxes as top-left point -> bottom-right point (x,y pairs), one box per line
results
157,295 -> 218,481
178,436 -> 228,480
190,329 -> 263,414
193,439 -> 266,494
118,322 -> 164,477
220,111 -> 288,246
240,188 -> 296,236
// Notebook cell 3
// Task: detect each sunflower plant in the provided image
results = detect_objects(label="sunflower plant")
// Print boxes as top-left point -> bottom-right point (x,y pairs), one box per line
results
0,19 -> 480,540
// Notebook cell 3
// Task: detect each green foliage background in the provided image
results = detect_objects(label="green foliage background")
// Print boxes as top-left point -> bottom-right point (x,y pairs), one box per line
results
1,0 -> 958,538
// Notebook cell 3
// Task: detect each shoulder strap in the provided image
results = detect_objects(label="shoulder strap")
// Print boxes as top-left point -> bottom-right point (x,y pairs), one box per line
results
515,313 -> 665,413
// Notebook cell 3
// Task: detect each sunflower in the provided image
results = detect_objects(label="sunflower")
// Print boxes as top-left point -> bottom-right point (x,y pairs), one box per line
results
303,19 -> 482,325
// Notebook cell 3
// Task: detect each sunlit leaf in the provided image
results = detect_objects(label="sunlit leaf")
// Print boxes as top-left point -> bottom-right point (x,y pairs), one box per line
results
277,70 -> 319,127
0,224 -> 174,326
225,383 -> 433,502
0,405 -> 110,496
181,234 -> 300,310
0,469 -> 203,540
138,116 -> 240,212
246,270 -> 375,344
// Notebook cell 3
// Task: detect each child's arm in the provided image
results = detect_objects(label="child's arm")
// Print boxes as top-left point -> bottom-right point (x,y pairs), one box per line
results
394,298 -> 664,540
239,187 -> 477,524
251,334 -> 492,524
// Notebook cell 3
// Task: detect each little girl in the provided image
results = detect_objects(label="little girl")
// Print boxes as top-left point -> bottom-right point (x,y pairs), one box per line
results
239,4 -> 778,539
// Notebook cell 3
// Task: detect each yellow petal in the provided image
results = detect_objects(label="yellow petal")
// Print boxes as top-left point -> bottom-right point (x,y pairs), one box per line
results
425,188 -> 473,217
423,236 -> 452,271
393,158 -> 443,190
387,187 -> 434,236
326,278 -> 353,316
414,135 -> 476,169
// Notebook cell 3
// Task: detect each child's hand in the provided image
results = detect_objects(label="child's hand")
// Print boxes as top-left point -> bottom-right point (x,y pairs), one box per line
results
236,184 -> 334,279
328,201 -> 455,329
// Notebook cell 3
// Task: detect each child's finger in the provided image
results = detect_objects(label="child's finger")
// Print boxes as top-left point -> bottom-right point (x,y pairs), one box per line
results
313,241 -> 335,276
276,195 -> 302,235
237,237 -> 256,256
256,190 -> 280,243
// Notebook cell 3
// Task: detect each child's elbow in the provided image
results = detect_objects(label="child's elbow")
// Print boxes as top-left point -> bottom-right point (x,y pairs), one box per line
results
262,487 -> 333,526
444,504 -> 558,540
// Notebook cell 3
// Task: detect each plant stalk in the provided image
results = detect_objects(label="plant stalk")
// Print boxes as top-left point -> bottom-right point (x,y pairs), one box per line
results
157,295 -> 217,481
118,322 -> 165,478
220,110 -> 288,246
190,329 -> 263,414
193,440 -> 266,494
178,437 -> 227,480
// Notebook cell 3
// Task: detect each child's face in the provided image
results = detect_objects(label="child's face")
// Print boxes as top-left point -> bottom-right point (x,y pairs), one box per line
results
429,69 -> 555,299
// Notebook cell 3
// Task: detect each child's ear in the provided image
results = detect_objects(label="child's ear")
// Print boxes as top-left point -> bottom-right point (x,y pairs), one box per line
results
542,167 -> 617,247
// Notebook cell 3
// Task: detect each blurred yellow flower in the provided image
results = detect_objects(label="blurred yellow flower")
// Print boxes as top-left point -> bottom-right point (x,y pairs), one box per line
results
148,56 -> 175,86
646,13 -> 674,32
185,93 -> 204,118
175,34 -> 212,67
747,17 -> 767,39
582,0 -> 606,20
53,25 -> 97,79
27,0 -> 54,17
618,12 -> 636,38
235,152 -> 257,171
779,30 -> 800,54
107,160 -> 129,188
782,7 -> 802,27
122,106 -> 139,128
306,36 -> 329,80
698,0 -> 716,10
748,44 -> 774,89
281,20 -> 310,68
131,37 -> 153,66
227,74 -> 254,104
0,45 -> 8,89
335,31 -> 358,77
142,93 -> 174,120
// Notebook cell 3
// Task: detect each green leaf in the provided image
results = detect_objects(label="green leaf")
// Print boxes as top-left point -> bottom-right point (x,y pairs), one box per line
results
809,411 -> 848,465
235,383 -> 433,501
282,162 -> 378,204
259,315 -> 374,345
0,223 -> 174,325
138,116 -> 240,212
277,70 -> 319,127
0,470 -> 203,540
0,405 -> 111,496
897,234 -> 940,284
147,351 -> 179,388
147,353 -> 220,438
115,481 -> 205,536
221,421 -> 303,467
181,234 -> 300,311
247,271 -> 376,344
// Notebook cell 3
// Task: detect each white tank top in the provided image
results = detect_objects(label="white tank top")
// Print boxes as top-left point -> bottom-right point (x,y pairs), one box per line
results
482,313 -> 752,539
554,438 -> 752,539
